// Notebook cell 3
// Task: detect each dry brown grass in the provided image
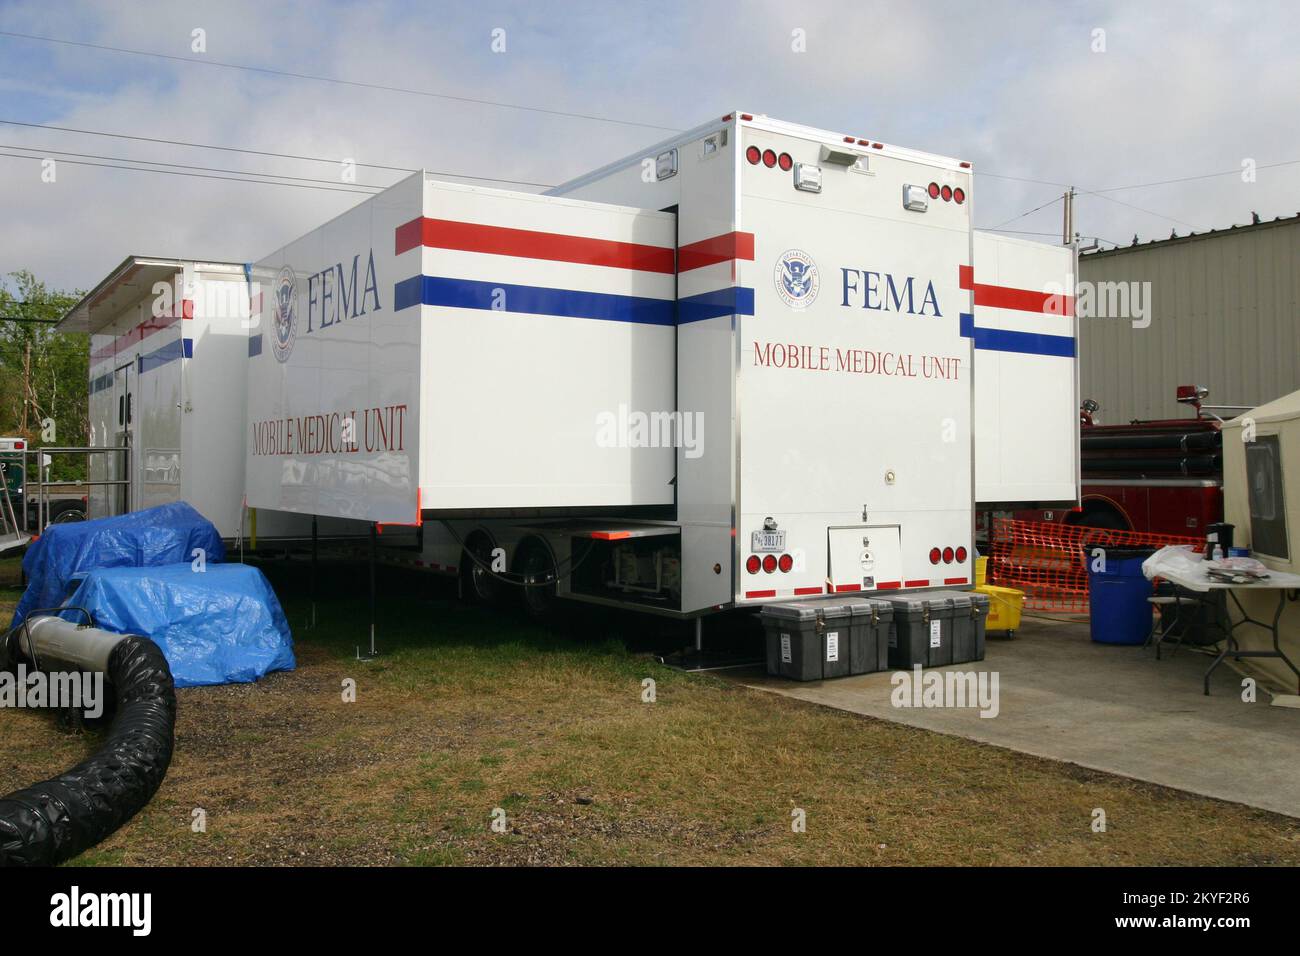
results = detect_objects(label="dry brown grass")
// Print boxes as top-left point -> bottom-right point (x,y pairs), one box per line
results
1,555 -> 1298,866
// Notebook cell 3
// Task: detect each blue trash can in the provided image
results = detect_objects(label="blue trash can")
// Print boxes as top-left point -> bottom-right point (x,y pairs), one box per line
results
1087,548 -> 1155,645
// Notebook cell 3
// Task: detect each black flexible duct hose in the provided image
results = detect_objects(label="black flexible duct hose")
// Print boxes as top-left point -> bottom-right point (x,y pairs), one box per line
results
0,635 -> 176,866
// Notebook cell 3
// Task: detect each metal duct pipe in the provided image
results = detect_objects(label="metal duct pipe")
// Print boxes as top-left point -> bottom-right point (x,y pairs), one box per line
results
0,620 -> 176,866
17,615 -> 126,673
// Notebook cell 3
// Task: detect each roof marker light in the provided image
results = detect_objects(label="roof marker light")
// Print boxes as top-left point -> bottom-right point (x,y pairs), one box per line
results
740,113 -> 753,121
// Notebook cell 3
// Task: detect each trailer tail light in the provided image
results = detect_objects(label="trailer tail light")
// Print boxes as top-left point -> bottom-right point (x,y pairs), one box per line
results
928,182 -> 940,199
943,547 -> 955,563
746,555 -> 761,574
778,553 -> 793,573
762,554 -> 777,573
762,149 -> 777,168
777,152 -> 793,171
941,185 -> 953,202
746,146 -> 761,165
953,187 -> 966,204
955,546 -> 968,563
929,547 -> 942,565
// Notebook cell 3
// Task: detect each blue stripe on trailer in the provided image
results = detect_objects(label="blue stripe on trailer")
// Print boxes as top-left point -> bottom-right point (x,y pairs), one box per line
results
393,275 -> 675,326
677,286 -> 755,324
182,337 -> 193,358
248,333 -> 263,357
137,337 -> 185,374
959,313 -> 1075,358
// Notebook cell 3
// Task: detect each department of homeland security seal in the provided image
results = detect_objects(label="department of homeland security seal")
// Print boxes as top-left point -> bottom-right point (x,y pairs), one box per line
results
271,265 -> 298,363
774,249 -> 819,309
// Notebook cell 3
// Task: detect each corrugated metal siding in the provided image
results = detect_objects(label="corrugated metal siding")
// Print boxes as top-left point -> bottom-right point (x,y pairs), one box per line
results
1079,217 -> 1300,424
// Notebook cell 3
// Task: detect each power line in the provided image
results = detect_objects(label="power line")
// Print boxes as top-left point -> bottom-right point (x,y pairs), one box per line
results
0,118 -> 557,188
0,29 -> 681,134
989,194 -> 1063,231
1,142 -> 393,190
1076,188 -> 1194,228
1090,158 -> 1300,194
0,151 -> 378,194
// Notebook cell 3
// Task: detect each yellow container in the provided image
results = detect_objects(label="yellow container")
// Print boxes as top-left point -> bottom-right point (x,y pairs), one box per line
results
975,556 -> 988,587
976,583 -> 1024,635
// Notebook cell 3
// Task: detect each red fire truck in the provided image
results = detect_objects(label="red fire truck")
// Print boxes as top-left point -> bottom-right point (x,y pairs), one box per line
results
1017,386 -> 1237,536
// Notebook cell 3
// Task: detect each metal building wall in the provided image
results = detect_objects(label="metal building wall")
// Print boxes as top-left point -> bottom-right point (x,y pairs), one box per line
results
1078,216 -> 1300,424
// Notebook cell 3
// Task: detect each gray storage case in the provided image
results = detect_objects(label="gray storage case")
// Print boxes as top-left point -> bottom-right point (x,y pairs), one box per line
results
928,589 -> 989,663
846,598 -> 893,675
761,602 -> 853,681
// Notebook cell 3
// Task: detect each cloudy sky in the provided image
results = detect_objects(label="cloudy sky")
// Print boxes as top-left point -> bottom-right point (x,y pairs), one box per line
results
1,0 -> 1297,293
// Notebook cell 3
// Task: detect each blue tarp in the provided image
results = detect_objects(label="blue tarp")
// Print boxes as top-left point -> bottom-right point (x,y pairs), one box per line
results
11,501 -> 225,630
60,563 -> 295,687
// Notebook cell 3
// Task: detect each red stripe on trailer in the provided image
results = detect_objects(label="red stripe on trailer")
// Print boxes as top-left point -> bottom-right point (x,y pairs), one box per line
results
959,265 -> 1074,317
876,581 -> 903,590
944,576 -> 969,585
834,583 -> 861,593
677,232 -> 756,272
793,586 -> 823,595
394,217 -> 675,274
745,589 -> 777,599
904,579 -> 930,588
89,300 -> 194,370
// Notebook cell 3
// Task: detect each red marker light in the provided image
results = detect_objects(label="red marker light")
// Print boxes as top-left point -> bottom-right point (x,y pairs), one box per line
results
941,185 -> 953,202
762,554 -> 777,573
955,546 -> 968,563
762,149 -> 777,168
746,555 -> 761,574
928,182 -> 940,199
943,547 -> 955,564
778,152 -> 793,171
745,145 -> 761,165
929,547 -> 942,565
778,553 -> 794,573
953,187 -> 966,204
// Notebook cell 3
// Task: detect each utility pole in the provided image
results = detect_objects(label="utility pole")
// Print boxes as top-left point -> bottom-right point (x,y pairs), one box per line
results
21,337 -> 31,435
1062,186 -> 1075,246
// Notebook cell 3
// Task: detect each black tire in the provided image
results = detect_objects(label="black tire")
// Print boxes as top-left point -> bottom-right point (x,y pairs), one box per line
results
459,532 -> 500,605
48,504 -> 86,524
1068,504 -> 1129,532
514,539 -> 558,620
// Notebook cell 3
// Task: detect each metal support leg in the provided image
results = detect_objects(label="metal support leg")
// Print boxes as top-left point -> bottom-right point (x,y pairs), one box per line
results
694,617 -> 702,653
358,524 -> 378,660
1203,589 -> 1300,695
309,515 -> 318,630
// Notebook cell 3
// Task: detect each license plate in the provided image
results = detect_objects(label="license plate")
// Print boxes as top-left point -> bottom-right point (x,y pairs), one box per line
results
751,530 -> 786,553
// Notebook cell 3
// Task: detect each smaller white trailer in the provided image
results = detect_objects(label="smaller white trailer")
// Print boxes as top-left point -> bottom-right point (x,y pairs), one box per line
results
59,255 -> 361,544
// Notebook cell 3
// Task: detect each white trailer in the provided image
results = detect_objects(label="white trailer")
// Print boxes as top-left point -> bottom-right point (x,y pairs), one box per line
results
59,255 -> 363,544
243,112 -> 1079,619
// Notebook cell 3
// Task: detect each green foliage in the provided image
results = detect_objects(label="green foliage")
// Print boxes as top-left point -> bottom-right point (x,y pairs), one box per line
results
0,271 -> 87,481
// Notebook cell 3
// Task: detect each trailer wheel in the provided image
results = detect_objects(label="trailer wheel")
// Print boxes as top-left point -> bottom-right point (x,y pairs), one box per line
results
459,532 -> 499,605
514,539 -> 557,620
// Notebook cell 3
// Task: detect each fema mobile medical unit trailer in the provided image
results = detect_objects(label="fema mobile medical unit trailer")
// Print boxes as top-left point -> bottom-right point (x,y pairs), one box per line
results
243,111 -> 1080,619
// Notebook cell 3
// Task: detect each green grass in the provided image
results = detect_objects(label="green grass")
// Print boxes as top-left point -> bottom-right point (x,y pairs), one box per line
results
1,554 -> 1299,866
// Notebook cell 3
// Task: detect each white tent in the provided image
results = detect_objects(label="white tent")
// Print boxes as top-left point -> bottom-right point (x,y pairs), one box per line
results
1221,388 -> 1300,695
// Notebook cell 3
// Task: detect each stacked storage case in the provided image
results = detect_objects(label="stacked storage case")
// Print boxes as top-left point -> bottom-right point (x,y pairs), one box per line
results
761,598 -> 894,681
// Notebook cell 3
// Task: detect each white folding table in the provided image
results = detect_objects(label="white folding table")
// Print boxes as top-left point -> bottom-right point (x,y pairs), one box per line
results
1156,565 -> 1300,695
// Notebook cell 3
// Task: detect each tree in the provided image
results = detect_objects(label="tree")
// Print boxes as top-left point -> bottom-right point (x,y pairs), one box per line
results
0,271 -> 87,481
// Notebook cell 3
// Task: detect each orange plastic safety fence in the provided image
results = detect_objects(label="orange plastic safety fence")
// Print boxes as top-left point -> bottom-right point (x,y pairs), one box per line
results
987,518 -> 1204,612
